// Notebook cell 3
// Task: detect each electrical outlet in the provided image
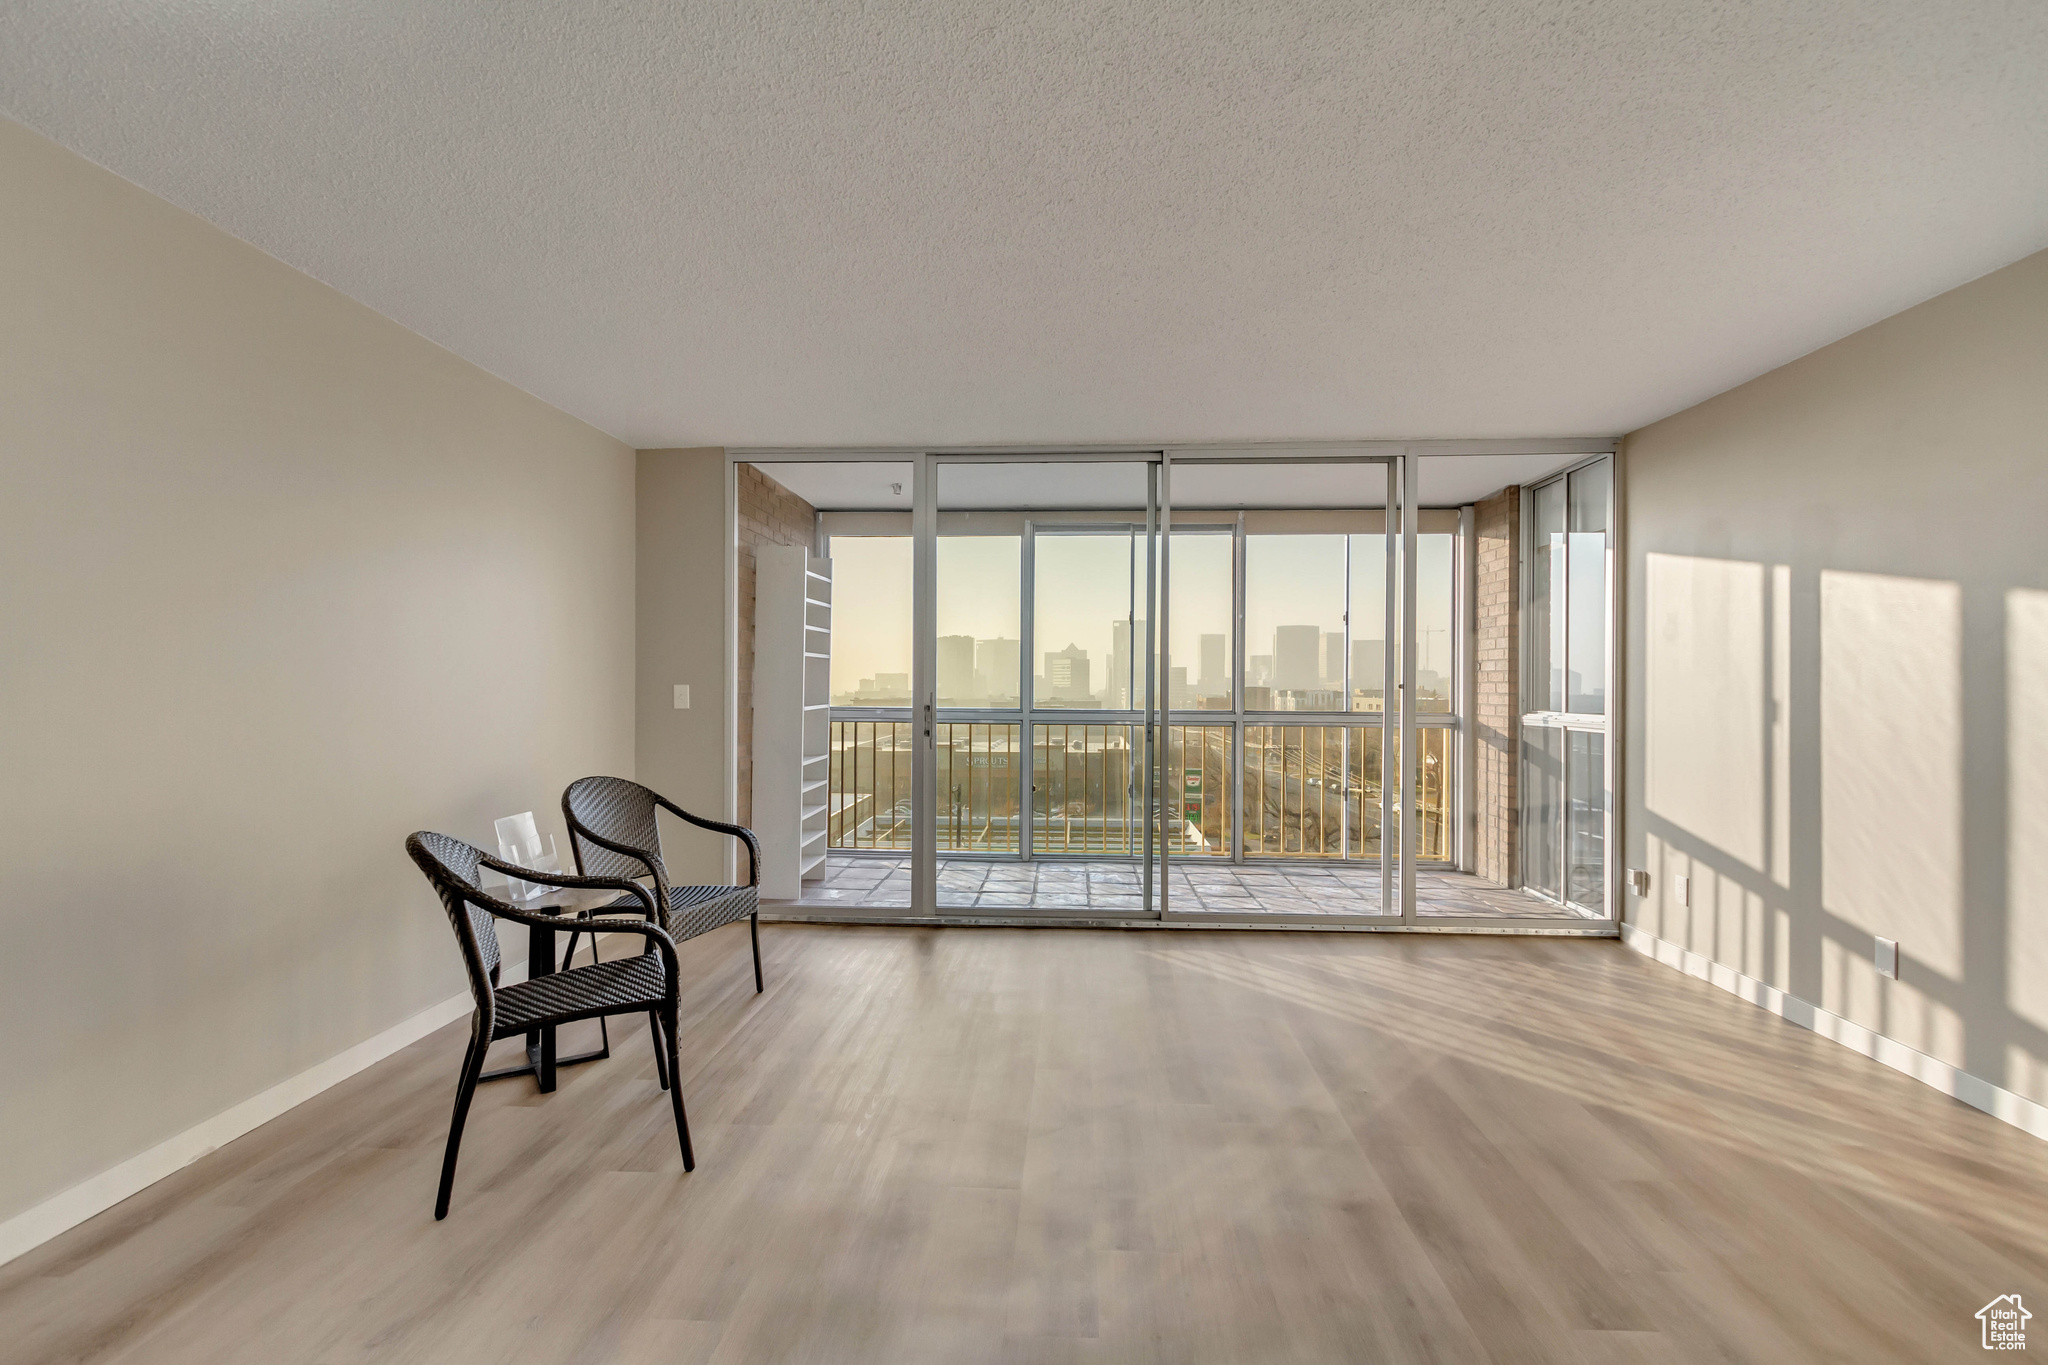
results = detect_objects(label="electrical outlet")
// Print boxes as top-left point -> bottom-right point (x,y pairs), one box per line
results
1673,874 -> 1690,907
673,684 -> 691,709
1628,868 -> 1651,897
1875,937 -> 1899,979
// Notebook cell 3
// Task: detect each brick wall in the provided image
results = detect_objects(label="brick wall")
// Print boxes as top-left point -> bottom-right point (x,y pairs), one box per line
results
1472,486 -> 1520,886
737,464 -> 818,828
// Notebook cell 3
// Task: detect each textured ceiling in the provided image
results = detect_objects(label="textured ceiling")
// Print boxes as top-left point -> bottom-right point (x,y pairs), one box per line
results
4,2 -> 2045,449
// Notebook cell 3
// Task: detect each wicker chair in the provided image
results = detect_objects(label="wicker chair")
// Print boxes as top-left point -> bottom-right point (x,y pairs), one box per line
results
562,776 -> 764,993
405,831 -> 694,1220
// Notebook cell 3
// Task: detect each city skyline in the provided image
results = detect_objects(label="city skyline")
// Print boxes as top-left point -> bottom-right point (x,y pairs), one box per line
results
843,617 -> 1444,709
830,530 -> 1457,705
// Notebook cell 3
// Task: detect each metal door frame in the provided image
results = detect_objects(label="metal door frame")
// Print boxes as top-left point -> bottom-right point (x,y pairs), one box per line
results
914,452 -> 1168,920
1157,452 -> 1412,924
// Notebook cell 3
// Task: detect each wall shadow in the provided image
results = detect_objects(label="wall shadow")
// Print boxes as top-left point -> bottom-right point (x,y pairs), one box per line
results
1636,551 -> 2048,1115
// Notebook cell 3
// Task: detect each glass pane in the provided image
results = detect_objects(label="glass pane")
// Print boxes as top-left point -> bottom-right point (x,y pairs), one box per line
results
1245,536 -> 1346,712
828,536 -> 912,705
1166,725 -> 1232,855
1347,532 -> 1453,714
1522,725 -> 1564,899
936,723 -> 1022,853
1169,531 -> 1233,711
1034,532 -> 1140,710
1413,535 -> 1455,713
1528,480 -> 1566,713
1342,726 -> 1453,862
1566,462 -> 1611,715
937,536 -> 1021,706
1032,723 -> 1139,853
828,720 -> 915,850
1347,536 -> 1388,713
1241,726 -> 1345,856
1567,729 -> 1606,911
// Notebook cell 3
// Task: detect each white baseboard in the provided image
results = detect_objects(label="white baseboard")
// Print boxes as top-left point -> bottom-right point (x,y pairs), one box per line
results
1620,922 -> 2048,1142
0,959 -> 527,1269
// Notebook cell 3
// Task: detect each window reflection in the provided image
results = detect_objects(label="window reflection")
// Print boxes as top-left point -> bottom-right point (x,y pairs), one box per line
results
1566,463 -> 1610,714
1529,480 -> 1567,713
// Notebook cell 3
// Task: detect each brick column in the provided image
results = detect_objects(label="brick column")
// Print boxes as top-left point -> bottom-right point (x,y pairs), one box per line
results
1472,487 -> 1520,886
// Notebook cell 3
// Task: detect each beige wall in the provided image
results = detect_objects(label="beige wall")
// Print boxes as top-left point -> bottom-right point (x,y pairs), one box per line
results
0,120 -> 637,1227
636,449 -> 736,883
1623,248 -> 2048,1108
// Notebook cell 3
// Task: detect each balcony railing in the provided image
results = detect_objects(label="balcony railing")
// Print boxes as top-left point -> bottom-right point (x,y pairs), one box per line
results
828,719 -> 913,850
828,715 -> 1451,861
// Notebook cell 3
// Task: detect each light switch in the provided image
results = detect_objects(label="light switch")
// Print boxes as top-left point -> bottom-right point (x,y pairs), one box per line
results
673,684 -> 690,710
1875,937 -> 1898,979
1673,874 -> 1690,907
1628,868 -> 1651,897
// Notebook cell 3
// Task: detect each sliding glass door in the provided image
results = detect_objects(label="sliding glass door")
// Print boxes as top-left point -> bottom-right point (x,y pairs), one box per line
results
919,457 -> 1164,916
1162,456 -> 1409,921
908,451 -> 1436,923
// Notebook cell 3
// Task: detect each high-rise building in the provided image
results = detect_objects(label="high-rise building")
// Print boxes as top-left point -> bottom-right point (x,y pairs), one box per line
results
1197,633 -> 1226,695
1044,643 -> 1090,704
1321,631 -> 1345,688
937,634 -> 977,702
975,636 -> 1020,702
1273,624 -> 1321,691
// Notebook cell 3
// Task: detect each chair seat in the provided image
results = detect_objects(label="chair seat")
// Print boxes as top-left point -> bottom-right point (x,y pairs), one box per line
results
492,952 -> 667,1038
609,884 -> 758,943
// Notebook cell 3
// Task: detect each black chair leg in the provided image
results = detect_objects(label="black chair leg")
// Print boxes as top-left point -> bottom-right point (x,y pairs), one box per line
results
662,1004 -> 694,1171
435,1030 -> 488,1220
751,912 -> 763,993
648,1011 -> 671,1090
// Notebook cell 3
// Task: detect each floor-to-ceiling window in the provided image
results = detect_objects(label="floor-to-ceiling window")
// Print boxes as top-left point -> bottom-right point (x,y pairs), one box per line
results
750,448 -> 1615,926
1521,456 -> 1613,914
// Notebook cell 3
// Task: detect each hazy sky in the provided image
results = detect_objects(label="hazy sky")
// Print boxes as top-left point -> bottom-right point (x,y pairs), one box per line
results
1168,532 -> 1232,679
1033,532 -> 1137,689
938,536 -> 1021,642
830,536 -> 911,693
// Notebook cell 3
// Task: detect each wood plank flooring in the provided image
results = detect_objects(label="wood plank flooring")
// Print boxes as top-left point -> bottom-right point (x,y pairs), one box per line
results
2,924 -> 2044,1363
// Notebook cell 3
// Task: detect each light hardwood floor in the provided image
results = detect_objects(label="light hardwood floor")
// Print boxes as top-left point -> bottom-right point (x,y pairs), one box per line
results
3,925 -> 2044,1363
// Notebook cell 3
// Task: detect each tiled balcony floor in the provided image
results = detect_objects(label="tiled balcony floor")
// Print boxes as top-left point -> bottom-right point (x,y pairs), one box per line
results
773,853 -> 1596,920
